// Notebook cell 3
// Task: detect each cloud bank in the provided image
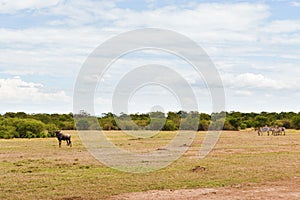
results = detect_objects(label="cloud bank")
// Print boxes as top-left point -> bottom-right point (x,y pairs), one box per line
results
0,0 -> 299,113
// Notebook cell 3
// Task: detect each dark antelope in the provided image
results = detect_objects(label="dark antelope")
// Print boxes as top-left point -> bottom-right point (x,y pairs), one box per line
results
55,131 -> 72,147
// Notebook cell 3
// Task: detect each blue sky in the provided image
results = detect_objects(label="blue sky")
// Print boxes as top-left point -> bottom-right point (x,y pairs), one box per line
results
0,0 -> 300,114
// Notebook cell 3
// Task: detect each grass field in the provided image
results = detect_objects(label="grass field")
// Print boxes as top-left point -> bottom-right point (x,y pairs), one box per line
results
0,130 -> 299,199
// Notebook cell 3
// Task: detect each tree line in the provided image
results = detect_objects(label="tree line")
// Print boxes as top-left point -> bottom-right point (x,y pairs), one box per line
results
1,111 -> 300,139
0,112 -> 74,139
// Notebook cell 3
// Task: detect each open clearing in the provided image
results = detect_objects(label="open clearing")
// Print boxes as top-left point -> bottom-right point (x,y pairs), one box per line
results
0,130 -> 299,199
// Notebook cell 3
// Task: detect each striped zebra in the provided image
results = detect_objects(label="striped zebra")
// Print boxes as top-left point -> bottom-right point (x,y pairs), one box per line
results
272,126 -> 286,136
258,126 -> 272,136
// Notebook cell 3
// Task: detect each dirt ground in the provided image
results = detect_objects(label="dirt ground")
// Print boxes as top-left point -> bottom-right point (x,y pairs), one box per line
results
111,178 -> 300,200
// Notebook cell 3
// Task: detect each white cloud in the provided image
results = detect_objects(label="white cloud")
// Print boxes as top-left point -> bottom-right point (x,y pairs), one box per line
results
42,0 -> 118,26
0,1 -> 293,78
0,0 -> 60,14
223,72 -> 293,90
234,90 -> 252,96
1,1 -> 300,113
263,19 -> 300,33
108,3 -> 269,44
0,27 -> 108,77
0,76 -> 70,102
267,33 -> 300,44
291,1 -> 300,7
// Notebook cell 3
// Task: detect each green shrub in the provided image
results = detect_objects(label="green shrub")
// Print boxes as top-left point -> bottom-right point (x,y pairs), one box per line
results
46,124 -> 58,137
0,125 -> 16,139
0,118 -> 46,138
292,116 -> 300,130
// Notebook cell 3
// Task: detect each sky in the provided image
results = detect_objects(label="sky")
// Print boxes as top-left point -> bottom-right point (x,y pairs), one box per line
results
0,0 -> 300,114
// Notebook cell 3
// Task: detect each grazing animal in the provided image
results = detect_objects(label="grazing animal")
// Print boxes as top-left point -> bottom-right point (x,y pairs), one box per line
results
280,127 -> 286,135
272,126 -> 286,136
258,126 -> 271,136
55,131 -> 72,147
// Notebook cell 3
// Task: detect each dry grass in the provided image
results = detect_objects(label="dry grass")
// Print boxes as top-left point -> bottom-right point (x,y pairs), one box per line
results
0,130 -> 299,199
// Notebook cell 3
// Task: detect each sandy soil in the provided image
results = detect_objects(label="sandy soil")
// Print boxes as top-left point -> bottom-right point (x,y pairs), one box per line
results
111,178 -> 300,200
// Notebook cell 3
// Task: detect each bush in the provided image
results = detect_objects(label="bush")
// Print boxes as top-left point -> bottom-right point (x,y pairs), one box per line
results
46,124 -> 58,137
0,118 -> 46,138
292,116 -> 300,130
15,119 -> 46,138
240,123 -> 247,130
163,120 -> 177,131
148,118 -> 165,130
180,117 -> 198,130
0,125 -> 16,139
198,120 -> 209,131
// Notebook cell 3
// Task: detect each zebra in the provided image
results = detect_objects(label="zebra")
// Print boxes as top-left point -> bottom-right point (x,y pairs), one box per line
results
272,126 -> 286,136
258,126 -> 272,136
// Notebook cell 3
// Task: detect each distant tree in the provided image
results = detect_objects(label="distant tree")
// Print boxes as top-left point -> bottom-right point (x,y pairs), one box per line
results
32,114 -> 51,124
227,117 -> 240,130
163,120 -> 177,131
199,113 -> 210,121
99,117 -> 118,130
4,112 -> 16,118
167,112 -> 180,129
15,112 -> 27,118
209,119 -> 225,130
60,121 -> 75,130
149,111 -> 165,118
1,111 -> 299,138
46,124 -> 58,137
15,119 -> 46,138
148,118 -> 165,130
240,123 -> 247,130
0,118 -> 46,138
198,120 -> 209,131
292,116 -> 300,130
0,125 -> 16,139
180,114 -> 199,130
280,120 -> 291,129
254,116 -> 269,127
220,118 -> 234,130
76,119 -> 90,130
177,110 -> 188,118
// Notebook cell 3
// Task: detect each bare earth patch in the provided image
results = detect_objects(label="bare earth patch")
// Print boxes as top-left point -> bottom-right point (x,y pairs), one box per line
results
111,178 -> 300,200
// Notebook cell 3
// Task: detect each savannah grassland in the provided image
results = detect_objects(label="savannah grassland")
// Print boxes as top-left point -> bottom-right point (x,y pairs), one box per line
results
0,130 -> 299,199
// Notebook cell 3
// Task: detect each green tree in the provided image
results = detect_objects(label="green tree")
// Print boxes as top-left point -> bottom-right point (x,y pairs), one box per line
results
46,124 -> 58,137
198,120 -> 209,131
0,125 -> 16,139
149,111 -> 165,118
76,119 -> 90,130
253,116 -> 269,127
148,118 -> 165,130
292,115 -> 300,130
15,119 -> 46,138
163,120 -> 177,131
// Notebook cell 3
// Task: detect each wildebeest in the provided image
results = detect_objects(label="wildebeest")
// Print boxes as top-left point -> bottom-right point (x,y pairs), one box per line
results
55,131 -> 72,147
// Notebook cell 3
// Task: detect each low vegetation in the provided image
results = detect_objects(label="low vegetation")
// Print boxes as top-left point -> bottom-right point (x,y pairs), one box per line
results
1,111 -> 300,138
